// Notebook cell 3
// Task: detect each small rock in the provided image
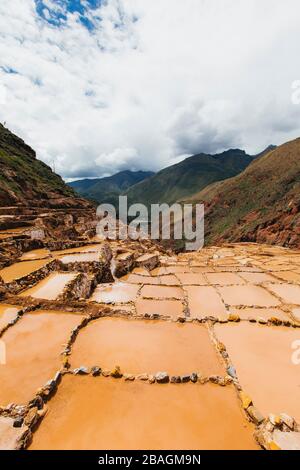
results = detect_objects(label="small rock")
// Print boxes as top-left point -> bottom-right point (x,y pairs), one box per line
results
190,373 -> 198,383
227,366 -> 237,379
269,414 -> 282,426
177,316 -> 186,323
247,406 -> 265,425
181,375 -> 190,383
91,366 -> 101,377
123,374 -> 135,381
224,375 -> 233,385
24,407 -> 39,427
258,318 -> 267,325
228,314 -> 240,322
111,366 -> 123,378
217,342 -> 226,353
29,395 -> 44,410
170,376 -> 181,384
248,317 -> 257,323
155,372 -> 169,383
62,357 -> 70,369
148,375 -> 155,384
13,417 -> 23,428
137,373 -> 149,381
101,369 -> 111,377
73,366 -> 89,375
280,413 -> 295,430
240,391 -> 253,410
269,317 -> 282,326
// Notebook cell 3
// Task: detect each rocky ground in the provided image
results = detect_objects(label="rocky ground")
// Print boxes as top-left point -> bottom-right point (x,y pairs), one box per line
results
0,207 -> 300,450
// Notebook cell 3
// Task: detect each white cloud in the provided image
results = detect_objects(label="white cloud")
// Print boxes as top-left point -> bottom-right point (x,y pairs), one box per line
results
0,0 -> 300,179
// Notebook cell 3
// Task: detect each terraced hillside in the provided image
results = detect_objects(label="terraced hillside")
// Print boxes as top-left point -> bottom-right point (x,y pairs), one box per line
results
0,124 -> 90,209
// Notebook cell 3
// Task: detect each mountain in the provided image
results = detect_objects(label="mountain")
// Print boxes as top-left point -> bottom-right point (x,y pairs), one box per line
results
0,123 -> 90,209
253,144 -> 277,160
187,139 -> 300,248
124,149 -> 253,207
69,170 -> 155,205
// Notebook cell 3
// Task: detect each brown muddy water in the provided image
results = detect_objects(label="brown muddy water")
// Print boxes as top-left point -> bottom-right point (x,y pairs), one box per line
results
19,272 -> 77,300
70,317 -> 225,376
29,377 -> 257,450
0,311 -> 83,405
0,259 -> 50,283
0,304 -> 20,330
215,323 -> 300,423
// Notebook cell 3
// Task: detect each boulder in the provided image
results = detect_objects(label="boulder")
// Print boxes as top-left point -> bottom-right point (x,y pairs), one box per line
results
155,372 -> 169,384
91,366 -> 101,377
170,376 -> 181,384
110,366 -> 123,379
73,366 -> 89,375
247,406 -> 265,425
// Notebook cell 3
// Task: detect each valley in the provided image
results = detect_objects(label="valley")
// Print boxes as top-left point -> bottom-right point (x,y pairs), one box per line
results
0,125 -> 299,451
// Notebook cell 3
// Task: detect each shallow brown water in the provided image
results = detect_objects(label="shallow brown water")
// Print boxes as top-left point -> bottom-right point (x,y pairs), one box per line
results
215,323 -> 300,422
19,272 -> 77,300
70,317 -> 225,376
0,311 -> 83,405
0,260 -> 50,283
29,377 -> 257,450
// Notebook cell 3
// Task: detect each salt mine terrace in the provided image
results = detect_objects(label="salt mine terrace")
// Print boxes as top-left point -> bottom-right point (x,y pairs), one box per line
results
0,233 -> 300,450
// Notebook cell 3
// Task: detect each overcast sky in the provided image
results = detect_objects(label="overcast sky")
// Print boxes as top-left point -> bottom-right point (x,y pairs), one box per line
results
0,0 -> 300,180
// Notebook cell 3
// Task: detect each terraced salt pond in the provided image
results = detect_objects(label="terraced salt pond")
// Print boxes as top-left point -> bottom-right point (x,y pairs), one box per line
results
0,259 -> 50,283
0,304 -> 20,330
58,252 -> 100,263
70,318 -> 225,376
215,323 -> 300,423
90,282 -> 140,303
29,377 -> 257,450
0,311 -> 83,405
19,272 -> 77,300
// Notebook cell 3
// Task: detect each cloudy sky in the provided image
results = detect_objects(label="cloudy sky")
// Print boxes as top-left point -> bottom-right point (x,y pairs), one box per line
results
0,0 -> 300,180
